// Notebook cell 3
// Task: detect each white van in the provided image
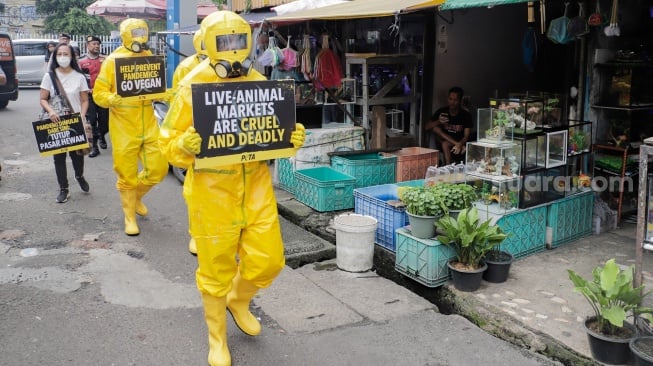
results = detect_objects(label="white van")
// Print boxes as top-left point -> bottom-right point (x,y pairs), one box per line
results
13,39 -> 56,86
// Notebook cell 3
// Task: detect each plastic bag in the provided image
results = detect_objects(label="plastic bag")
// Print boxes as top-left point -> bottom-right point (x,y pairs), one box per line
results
547,3 -> 575,44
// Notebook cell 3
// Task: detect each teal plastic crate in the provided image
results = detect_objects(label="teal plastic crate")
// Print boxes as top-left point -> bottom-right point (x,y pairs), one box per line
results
277,158 -> 295,194
295,167 -> 356,212
395,228 -> 456,288
331,153 -> 397,188
547,191 -> 594,248
496,205 -> 548,259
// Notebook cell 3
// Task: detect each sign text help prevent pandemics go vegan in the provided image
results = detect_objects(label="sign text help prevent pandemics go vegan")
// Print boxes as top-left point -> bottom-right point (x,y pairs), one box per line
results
114,55 -> 167,101
191,80 -> 296,168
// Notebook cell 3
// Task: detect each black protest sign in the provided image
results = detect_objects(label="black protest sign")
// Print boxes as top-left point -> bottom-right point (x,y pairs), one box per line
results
32,113 -> 89,156
114,55 -> 166,101
191,80 -> 296,168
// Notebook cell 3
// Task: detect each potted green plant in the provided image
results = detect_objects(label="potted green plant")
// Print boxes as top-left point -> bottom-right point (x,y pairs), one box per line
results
568,259 -> 653,365
398,186 -> 447,239
431,183 -> 477,217
436,207 -> 508,292
482,243 -> 514,284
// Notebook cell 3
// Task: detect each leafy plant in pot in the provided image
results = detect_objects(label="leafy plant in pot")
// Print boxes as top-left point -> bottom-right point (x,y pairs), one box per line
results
398,186 -> 447,239
431,183 -> 477,218
436,207 -> 507,292
568,259 -> 653,365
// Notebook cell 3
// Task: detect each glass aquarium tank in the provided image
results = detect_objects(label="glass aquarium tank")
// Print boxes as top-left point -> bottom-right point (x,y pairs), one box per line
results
522,135 -> 546,171
477,108 -> 514,143
468,178 -> 520,216
489,97 -> 544,136
568,120 -> 592,156
546,130 -> 568,168
465,141 -> 522,182
566,154 -> 593,196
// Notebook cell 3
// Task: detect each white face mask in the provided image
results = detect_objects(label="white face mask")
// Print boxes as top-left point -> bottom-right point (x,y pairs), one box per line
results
57,56 -> 71,68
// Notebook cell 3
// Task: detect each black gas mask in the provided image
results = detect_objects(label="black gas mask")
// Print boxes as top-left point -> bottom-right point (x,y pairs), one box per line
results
213,59 -> 252,78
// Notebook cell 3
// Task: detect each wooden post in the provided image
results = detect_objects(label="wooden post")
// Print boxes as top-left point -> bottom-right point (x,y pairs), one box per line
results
371,106 -> 386,149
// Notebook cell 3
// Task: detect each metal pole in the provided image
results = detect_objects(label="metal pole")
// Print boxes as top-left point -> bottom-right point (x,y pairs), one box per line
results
635,146 -> 649,288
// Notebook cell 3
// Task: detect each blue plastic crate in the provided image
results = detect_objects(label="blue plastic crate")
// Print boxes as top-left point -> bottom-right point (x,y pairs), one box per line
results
547,191 -> 594,248
496,205 -> 548,259
395,228 -> 456,288
331,153 -> 397,188
295,167 -> 356,212
277,158 -> 295,194
354,184 -> 407,252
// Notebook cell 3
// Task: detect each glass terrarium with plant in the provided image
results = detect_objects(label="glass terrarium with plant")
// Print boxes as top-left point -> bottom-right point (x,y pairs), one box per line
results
477,108 -> 514,143
489,97 -> 544,136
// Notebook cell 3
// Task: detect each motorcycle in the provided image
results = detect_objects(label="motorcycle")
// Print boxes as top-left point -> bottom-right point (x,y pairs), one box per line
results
153,101 -> 186,184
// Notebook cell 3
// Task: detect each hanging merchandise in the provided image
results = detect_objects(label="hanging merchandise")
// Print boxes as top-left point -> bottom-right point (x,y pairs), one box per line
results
588,0 -> 603,26
258,36 -> 284,67
522,2 -> 538,72
547,2 -> 575,44
279,35 -> 298,71
568,2 -> 589,38
300,34 -> 313,81
312,35 -> 343,91
604,0 -> 620,37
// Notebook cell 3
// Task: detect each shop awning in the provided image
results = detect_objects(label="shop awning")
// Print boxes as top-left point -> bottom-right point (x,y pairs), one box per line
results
439,0 -> 531,10
266,0 -> 445,22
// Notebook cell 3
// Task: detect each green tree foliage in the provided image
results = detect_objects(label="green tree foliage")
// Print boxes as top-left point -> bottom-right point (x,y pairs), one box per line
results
35,0 -> 115,35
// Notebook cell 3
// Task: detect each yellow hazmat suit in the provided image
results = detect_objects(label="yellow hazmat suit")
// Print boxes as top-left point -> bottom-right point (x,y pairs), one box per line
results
171,29 -> 207,255
94,18 -> 169,236
159,11 -> 305,366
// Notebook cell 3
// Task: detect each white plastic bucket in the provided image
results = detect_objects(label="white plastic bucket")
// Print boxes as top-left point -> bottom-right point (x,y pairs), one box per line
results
334,213 -> 378,272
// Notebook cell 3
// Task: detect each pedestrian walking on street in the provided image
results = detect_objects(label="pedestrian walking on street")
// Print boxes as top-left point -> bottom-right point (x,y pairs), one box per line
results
39,43 -> 92,203
159,11 -> 305,366
94,18 -> 168,236
79,35 -> 109,157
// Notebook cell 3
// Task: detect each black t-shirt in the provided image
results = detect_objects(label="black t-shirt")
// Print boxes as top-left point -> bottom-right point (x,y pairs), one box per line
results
430,107 -> 473,142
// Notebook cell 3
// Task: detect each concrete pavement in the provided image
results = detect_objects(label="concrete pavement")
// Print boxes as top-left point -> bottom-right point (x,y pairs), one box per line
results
272,185 -> 653,366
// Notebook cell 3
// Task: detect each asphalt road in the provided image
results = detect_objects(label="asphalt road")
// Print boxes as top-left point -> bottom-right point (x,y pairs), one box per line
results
0,89 -> 562,366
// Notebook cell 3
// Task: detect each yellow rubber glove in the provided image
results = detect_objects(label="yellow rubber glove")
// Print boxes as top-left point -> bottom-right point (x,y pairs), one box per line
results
177,126 -> 202,155
290,123 -> 305,149
108,94 -> 123,107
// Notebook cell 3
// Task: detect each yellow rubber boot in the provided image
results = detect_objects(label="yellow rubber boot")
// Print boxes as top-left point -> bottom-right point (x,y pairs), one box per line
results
201,293 -> 231,366
134,183 -> 152,217
119,190 -> 139,236
226,272 -> 261,336
188,238 -> 197,255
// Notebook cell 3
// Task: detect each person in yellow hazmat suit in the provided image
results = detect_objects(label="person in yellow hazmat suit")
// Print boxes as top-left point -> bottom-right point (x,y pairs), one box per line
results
159,11 -> 305,366
94,18 -> 169,236
169,28 -> 207,255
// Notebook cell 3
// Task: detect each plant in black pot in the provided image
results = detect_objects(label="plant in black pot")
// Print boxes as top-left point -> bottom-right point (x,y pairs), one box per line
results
436,207 -> 507,292
568,259 -> 653,365
398,186 -> 447,239
482,243 -> 514,284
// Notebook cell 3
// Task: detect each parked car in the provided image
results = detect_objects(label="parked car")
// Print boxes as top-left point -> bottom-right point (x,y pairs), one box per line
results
0,32 -> 18,109
13,38 -> 55,86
